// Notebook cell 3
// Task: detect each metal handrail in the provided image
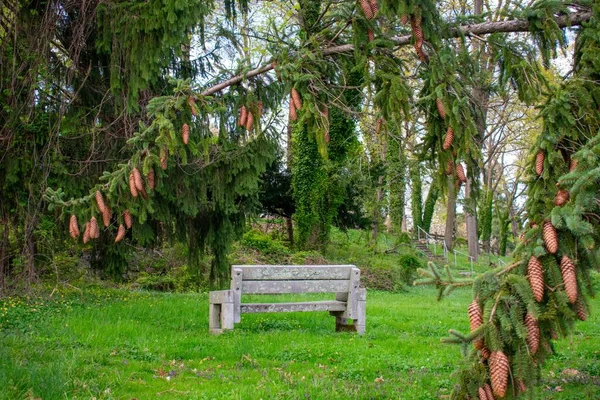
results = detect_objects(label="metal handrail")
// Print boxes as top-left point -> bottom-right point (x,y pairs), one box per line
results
453,249 -> 475,274
417,226 -> 439,257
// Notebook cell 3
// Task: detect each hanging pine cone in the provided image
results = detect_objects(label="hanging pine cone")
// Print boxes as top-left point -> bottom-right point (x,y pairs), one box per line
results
115,224 -> 126,243
525,313 -> 539,354
102,207 -> 111,228
257,101 -> 263,118
575,298 -> 587,321
359,0 -> 374,19
289,101 -> 298,122
569,158 -> 578,171
369,0 -> 378,14
489,351 -> 509,398
400,15 -> 409,25
468,299 -> 483,349
456,163 -> 467,183
436,98 -> 446,119
554,190 -> 569,206
443,126 -> 454,150
325,131 -> 330,144
291,88 -> 302,110
238,106 -> 248,127
83,222 -> 90,244
478,387 -> 489,400
542,220 -> 558,254
182,123 -> 190,145
560,255 -> 577,304
484,383 -> 495,400
527,256 -> 544,302
444,160 -> 454,176
245,111 -> 254,131
535,150 -> 545,175
95,191 -> 106,214
147,168 -> 155,190
188,96 -> 198,116
376,118 -> 383,135
132,168 -> 144,192
90,217 -> 100,239
517,380 -> 527,393
128,173 -> 138,198
69,215 -> 80,239
480,347 -> 491,360
123,209 -> 133,229
367,29 -> 375,42
160,148 -> 168,171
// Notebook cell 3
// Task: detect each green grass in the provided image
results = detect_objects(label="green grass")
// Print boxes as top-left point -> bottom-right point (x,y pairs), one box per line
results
1,286 -> 598,399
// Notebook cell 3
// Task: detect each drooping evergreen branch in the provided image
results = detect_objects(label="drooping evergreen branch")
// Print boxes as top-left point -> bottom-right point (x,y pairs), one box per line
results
198,10 -> 592,97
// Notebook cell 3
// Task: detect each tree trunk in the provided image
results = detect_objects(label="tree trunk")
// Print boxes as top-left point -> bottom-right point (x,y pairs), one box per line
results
409,160 -> 423,236
444,176 -> 457,252
372,175 -> 385,240
465,177 -> 479,262
422,182 -> 439,234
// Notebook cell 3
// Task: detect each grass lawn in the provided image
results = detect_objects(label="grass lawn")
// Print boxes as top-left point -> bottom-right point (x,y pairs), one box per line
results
1,285 -> 598,399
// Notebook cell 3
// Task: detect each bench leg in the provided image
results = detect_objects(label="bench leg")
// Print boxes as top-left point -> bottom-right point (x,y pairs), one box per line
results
331,288 -> 366,334
355,288 -> 366,335
209,290 -> 234,335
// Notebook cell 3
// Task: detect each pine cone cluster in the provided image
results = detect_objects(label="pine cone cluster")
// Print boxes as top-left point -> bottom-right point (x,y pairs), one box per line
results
445,160 -> 454,176
525,313 -> 539,354
182,123 -> 190,145
410,15 -> 427,62
527,256 -> 544,302
436,98 -> 446,119
129,172 -> 138,198
560,255 -> 577,303
489,351 -> 509,398
478,383 -> 495,400
554,190 -> 569,206
238,105 -> 248,127
535,150 -> 545,175
289,88 -> 302,122
542,220 -> 558,254
468,299 -> 483,349
69,215 -> 80,239
359,0 -> 376,19
245,111 -> 254,131
443,126 -> 454,150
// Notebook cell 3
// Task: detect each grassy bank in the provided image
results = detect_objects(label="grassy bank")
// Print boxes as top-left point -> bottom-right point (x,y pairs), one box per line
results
1,285 -> 598,399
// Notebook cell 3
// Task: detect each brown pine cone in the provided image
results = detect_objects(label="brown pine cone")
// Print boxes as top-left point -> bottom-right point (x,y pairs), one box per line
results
369,0 -> 379,15
123,209 -> 133,229
90,217 -> 100,239
102,207 -> 111,228
484,383 -> 495,400
575,298 -> 587,321
115,224 -> 126,243
468,299 -> 483,349
480,347 -> 491,360
367,29 -> 375,42
436,98 -> 446,119
456,163 -> 467,183
291,88 -> 302,110
517,380 -> 527,393
535,151 -> 545,175
525,313 -> 539,354
147,168 -> 155,190
69,215 -> 80,239
569,158 -> 578,171
527,256 -> 544,302
129,173 -> 138,198
542,220 -> 558,254
182,123 -> 190,145
132,168 -> 144,192
325,131 -> 330,144
160,148 -> 168,171
257,101 -> 263,118
359,0 -> 374,19
289,101 -> 298,122
400,15 -> 409,25
445,160 -> 454,176
489,351 -> 509,398
410,15 -> 423,40
83,222 -> 91,244
245,111 -> 254,131
188,96 -> 198,116
554,190 -> 569,206
95,191 -> 107,214
238,105 -> 248,127
478,387 -> 489,400
443,126 -> 454,150
560,255 -> 577,303
376,118 -> 383,135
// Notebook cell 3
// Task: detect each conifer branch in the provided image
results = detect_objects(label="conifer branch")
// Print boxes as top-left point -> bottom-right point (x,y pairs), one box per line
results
198,10 -> 592,97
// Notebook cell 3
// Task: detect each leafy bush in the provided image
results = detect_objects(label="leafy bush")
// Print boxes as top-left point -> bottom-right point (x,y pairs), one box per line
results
360,262 -> 405,292
397,253 -> 424,284
241,230 -> 290,256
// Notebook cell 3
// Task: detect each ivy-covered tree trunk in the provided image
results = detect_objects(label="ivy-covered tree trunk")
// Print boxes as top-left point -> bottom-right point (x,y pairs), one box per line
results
444,175 -> 457,251
388,133 -> 407,233
422,181 -> 439,234
409,160 -> 423,236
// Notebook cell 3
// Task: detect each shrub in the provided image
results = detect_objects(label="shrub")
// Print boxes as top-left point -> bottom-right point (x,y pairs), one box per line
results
397,253 -> 424,285
241,230 -> 290,256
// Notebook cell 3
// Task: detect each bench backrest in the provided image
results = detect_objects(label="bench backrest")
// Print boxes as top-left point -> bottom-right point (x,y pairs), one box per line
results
230,265 -> 359,295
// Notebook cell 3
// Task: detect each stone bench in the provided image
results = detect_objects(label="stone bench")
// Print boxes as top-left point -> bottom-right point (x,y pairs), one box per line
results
209,265 -> 366,335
